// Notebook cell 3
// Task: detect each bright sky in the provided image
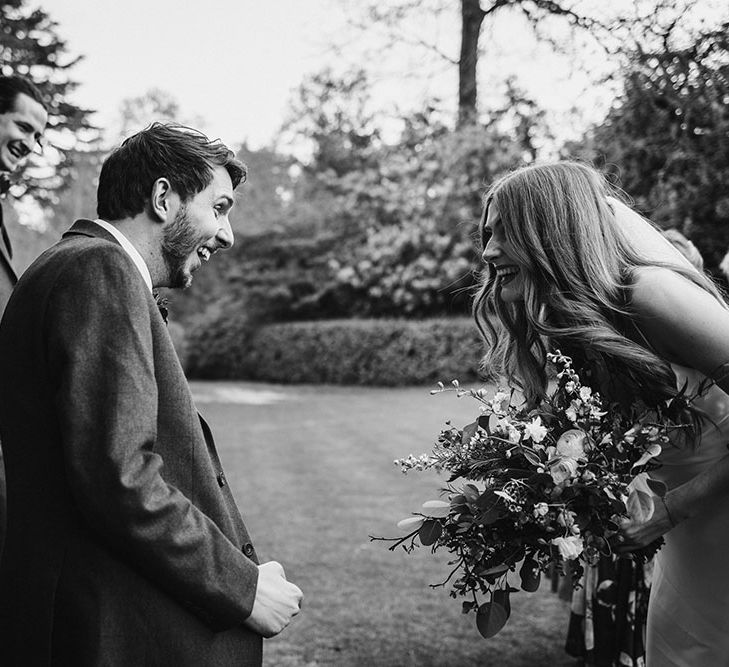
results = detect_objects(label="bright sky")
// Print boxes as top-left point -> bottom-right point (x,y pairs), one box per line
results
33,0 -> 729,154
39,0 -> 354,149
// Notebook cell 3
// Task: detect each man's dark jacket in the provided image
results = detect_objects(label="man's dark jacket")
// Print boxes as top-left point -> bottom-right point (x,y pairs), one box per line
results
0,220 -> 263,665
0,197 -> 17,561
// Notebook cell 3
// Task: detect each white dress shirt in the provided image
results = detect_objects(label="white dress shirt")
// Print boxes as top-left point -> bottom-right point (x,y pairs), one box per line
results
93,219 -> 153,293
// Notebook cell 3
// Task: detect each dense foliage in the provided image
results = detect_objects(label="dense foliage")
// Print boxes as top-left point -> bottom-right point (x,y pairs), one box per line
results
185,316 -> 483,386
170,70 -> 537,328
574,20 -> 729,271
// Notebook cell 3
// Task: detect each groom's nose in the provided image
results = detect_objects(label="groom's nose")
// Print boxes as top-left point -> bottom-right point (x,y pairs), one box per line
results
216,216 -> 234,250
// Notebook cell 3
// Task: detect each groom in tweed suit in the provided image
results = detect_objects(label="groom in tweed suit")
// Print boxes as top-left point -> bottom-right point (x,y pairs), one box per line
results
0,123 -> 302,665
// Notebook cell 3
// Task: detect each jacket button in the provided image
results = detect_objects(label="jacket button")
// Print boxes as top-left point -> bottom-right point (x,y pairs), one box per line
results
217,472 -> 226,487
242,543 -> 254,557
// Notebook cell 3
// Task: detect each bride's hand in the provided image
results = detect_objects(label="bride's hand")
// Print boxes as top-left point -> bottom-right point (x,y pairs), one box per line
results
614,497 -> 675,553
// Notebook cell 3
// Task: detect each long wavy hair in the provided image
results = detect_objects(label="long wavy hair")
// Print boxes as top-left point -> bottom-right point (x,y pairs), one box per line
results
473,161 -> 726,410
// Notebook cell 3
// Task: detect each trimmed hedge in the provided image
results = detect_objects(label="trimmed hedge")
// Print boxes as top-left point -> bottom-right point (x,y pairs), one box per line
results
185,316 -> 485,386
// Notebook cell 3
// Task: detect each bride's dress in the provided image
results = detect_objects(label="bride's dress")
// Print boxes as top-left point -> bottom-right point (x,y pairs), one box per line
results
611,199 -> 729,663
647,365 -> 729,665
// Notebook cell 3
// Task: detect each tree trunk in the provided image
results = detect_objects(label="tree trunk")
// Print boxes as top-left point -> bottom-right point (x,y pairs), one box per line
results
458,0 -> 486,127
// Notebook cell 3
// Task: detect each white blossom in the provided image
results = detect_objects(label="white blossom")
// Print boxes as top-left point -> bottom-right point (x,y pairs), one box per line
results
524,417 -> 548,443
549,457 -> 580,485
551,535 -> 584,560
533,502 -> 549,517
556,429 -> 588,459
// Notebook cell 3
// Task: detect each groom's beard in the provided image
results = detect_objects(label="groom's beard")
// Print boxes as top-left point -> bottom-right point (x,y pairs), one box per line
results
161,203 -> 204,289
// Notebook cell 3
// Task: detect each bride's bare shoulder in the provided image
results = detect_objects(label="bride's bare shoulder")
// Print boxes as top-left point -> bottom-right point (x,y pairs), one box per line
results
629,266 -> 717,314
628,266 -> 729,364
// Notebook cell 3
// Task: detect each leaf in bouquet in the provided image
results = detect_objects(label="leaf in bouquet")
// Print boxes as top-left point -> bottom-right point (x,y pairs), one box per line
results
421,500 -> 450,518
475,489 -> 497,509
476,601 -> 509,639
494,490 -> 516,503
462,421 -> 479,445
519,557 -> 541,592
462,600 -> 478,614
474,489 -> 502,524
479,563 -> 510,578
521,448 -> 543,466
419,519 -> 443,546
631,443 -> 662,472
492,588 -> 513,617
477,414 -> 492,433
487,413 -> 502,433
647,478 -> 667,498
462,483 -> 481,504
626,472 -> 657,522
478,506 -> 502,525
626,488 -> 655,523
397,516 -> 425,532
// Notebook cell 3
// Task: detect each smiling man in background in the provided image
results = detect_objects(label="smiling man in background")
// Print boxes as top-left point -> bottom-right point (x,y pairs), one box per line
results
0,74 -> 48,562
0,74 -> 47,308
0,122 -> 302,665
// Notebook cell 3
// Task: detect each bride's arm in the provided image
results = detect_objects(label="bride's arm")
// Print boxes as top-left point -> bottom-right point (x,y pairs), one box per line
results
618,266 -> 729,549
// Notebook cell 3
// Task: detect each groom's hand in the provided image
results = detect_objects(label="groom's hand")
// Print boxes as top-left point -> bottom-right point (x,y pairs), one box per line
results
244,561 -> 303,638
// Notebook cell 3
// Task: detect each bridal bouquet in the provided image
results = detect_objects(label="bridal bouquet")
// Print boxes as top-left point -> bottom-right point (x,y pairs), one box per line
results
376,352 -> 686,639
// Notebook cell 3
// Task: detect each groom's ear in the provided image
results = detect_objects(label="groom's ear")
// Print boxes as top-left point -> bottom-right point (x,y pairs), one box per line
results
150,177 -> 173,223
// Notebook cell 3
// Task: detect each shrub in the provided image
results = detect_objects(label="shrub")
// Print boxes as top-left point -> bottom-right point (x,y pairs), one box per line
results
185,316 -> 485,386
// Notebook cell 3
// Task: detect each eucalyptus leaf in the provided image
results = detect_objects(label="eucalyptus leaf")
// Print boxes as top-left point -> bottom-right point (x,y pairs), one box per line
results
421,500 -> 450,518
396,516 -> 425,532
477,414 -> 491,433
521,448 -> 542,466
476,602 -> 508,639
461,421 -> 478,445
646,478 -> 667,497
631,443 -> 662,471
627,488 -> 655,523
478,505 -> 502,525
462,483 -> 481,504
480,563 -> 509,577
492,588 -> 512,617
419,519 -> 442,546
519,558 -> 541,592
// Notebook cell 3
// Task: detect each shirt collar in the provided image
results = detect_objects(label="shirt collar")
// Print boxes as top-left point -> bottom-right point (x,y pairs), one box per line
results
93,219 -> 153,293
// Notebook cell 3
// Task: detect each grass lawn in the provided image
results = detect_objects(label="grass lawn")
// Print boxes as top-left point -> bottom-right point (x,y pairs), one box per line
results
191,381 -> 577,667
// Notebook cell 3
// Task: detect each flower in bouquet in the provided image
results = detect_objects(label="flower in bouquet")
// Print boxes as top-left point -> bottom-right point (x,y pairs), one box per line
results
373,352 -> 685,639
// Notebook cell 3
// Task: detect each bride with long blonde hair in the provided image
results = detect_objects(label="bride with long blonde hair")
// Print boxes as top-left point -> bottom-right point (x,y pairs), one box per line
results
474,161 -> 729,666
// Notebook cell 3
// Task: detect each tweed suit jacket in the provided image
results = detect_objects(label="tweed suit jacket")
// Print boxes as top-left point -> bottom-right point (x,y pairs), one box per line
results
0,220 -> 263,666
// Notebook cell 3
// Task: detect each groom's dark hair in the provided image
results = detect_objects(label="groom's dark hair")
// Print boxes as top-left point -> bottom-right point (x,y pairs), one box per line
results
96,122 -> 246,221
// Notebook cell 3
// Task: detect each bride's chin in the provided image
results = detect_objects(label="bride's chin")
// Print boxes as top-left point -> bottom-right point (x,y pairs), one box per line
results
494,276 -> 523,303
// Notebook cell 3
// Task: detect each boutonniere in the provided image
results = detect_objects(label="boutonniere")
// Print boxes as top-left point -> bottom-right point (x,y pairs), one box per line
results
154,291 -> 169,325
